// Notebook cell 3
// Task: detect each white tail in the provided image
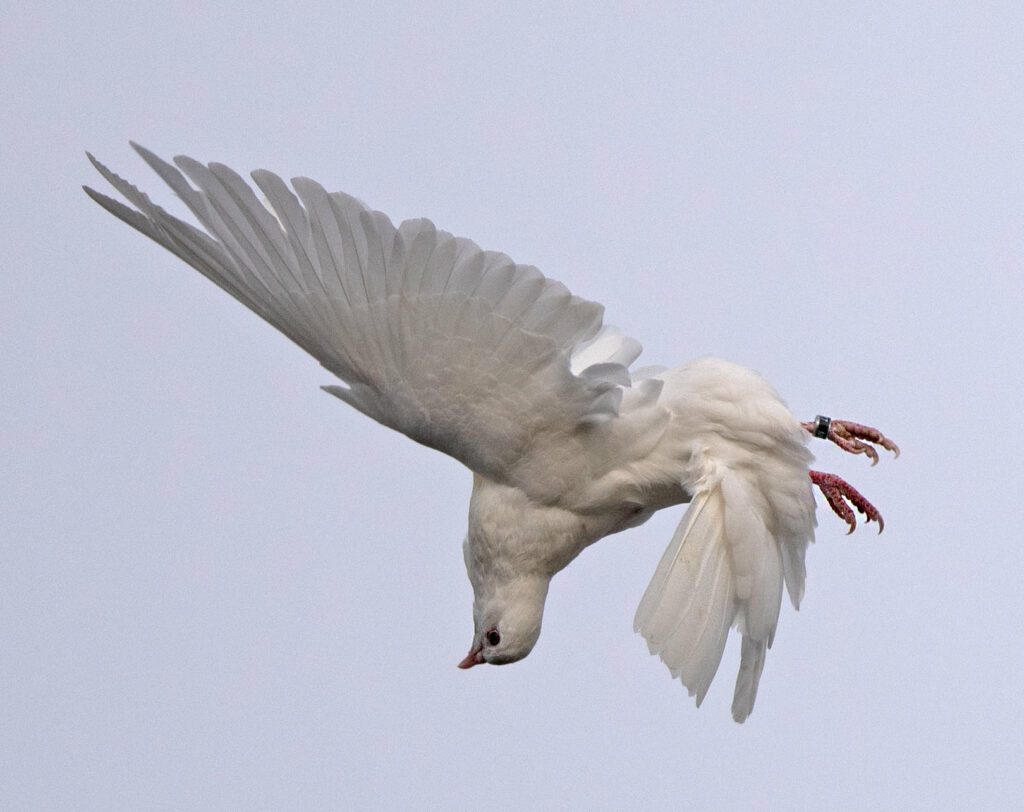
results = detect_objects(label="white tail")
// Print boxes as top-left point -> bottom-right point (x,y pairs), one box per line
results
635,457 -> 807,722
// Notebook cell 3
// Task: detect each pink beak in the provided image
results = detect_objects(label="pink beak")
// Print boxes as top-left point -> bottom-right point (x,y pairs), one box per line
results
457,647 -> 484,669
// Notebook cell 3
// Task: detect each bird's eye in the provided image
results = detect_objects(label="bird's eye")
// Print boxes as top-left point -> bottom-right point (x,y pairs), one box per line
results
486,629 -> 501,647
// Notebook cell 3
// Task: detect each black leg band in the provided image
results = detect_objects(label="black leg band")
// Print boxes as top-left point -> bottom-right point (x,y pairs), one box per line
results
814,415 -> 831,439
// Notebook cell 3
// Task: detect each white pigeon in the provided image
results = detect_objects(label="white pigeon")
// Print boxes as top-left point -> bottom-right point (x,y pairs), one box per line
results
84,145 -> 898,722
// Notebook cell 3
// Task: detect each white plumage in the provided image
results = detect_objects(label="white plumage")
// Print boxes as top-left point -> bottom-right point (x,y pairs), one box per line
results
86,145 -> 821,722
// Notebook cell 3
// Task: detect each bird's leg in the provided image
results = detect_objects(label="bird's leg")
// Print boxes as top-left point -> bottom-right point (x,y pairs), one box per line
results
802,415 -> 896,533
801,415 -> 900,465
809,470 -> 884,534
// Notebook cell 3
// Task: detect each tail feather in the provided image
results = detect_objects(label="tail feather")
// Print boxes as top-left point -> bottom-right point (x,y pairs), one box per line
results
731,635 -> 767,723
636,447 -> 812,721
634,492 -> 718,647
635,487 -> 740,708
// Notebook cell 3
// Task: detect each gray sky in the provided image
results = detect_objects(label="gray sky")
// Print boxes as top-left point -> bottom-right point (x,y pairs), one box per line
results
3,2 -> 1022,809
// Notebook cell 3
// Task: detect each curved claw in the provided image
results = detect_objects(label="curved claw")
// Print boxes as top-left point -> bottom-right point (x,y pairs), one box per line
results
802,417 -> 900,464
832,433 -> 880,465
810,470 -> 885,534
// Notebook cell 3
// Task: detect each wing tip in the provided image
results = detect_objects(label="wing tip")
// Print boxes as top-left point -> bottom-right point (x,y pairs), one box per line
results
128,140 -> 155,163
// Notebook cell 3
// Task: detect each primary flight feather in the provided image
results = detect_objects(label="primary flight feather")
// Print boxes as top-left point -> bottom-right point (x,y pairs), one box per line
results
85,145 -> 897,722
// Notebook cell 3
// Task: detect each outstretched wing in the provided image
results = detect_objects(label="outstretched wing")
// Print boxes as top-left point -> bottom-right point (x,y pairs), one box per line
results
633,359 -> 816,722
84,145 -> 642,488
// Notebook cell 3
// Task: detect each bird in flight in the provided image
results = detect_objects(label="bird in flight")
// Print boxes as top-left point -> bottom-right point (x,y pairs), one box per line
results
85,145 -> 898,722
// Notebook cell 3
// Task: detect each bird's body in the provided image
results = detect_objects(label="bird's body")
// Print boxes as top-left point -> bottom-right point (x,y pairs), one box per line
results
85,145 -> 895,722
460,356 -> 816,720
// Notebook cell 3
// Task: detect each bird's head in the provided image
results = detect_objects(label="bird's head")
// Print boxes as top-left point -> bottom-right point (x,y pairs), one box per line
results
457,575 -> 549,669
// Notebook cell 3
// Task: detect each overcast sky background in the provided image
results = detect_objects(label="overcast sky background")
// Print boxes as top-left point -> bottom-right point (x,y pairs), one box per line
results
3,2 -> 1022,809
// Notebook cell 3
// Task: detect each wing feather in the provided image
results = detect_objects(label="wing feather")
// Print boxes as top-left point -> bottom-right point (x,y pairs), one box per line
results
87,146 -> 642,490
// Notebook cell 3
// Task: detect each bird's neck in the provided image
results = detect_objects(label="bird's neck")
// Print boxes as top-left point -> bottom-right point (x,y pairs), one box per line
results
465,475 -> 600,583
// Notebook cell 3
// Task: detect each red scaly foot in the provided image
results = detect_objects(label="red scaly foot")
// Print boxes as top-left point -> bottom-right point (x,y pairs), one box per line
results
809,470 -> 885,534
803,415 -> 898,534
801,416 -> 900,465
